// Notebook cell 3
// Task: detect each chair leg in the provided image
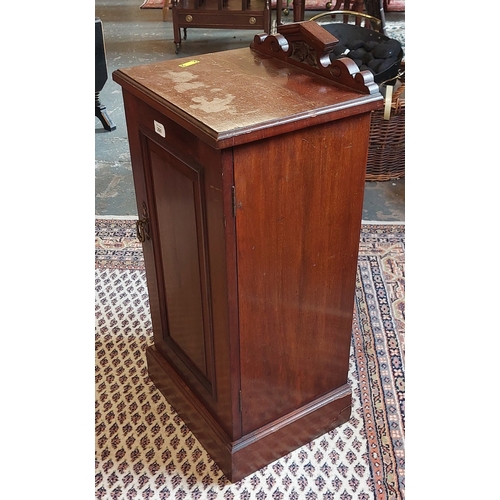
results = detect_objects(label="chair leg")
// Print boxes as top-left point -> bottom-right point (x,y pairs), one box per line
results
95,92 -> 116,131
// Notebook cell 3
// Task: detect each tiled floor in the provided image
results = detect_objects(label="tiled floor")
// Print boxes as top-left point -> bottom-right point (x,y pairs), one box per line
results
95,0 -> 405,221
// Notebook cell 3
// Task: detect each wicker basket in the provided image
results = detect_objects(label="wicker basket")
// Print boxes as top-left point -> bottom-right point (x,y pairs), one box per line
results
308,10 -> 405,181
366,73 -> 405,181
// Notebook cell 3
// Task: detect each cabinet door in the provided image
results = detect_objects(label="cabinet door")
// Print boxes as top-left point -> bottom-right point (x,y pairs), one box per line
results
140,135 -> 217,401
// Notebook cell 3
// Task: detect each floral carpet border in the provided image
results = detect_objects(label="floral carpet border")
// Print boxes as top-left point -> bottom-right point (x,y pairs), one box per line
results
95,218 -> 144,270
95,218 -> 405,271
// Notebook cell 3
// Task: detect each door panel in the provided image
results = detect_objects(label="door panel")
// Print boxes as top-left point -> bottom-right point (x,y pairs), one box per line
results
144,136 -> 215,395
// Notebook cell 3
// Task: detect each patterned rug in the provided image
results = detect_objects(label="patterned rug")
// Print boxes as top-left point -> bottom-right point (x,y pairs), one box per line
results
384,0 -> 404,12
140,0 -> 164,8
140,0 -> 404,11
139,0 -> 334,10
95,218 -> 405,499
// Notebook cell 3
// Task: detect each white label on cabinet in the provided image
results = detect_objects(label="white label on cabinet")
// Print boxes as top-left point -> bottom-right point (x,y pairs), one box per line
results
154,120 -> 166,138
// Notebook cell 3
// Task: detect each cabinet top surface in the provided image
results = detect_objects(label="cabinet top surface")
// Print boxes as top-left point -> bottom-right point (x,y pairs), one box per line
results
113,47 -> 381,145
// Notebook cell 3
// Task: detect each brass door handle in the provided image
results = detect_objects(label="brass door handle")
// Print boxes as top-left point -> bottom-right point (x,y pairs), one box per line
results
136,202 -> 150,242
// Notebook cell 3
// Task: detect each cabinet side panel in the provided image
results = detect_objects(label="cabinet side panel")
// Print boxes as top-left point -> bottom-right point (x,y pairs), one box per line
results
234,115 -> 370,434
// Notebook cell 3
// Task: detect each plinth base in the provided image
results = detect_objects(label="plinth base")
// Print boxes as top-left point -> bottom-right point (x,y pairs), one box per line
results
147,345 -> 352,482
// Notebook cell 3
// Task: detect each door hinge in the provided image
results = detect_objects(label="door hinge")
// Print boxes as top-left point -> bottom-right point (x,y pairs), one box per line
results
239,390 -> 242,412
232,185 -> 236,217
